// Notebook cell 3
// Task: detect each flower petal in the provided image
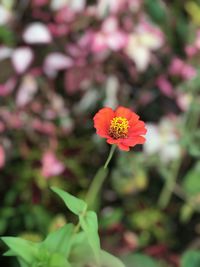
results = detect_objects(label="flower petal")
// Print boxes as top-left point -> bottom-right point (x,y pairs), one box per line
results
93,107 -> 114,138
115,106 -> 139,121
23,23 -> 52,44
12,47 -> 33,74
121,136 -> 146,147
118,143 -> 130,151
128,120 -> 147,136
106,138 -> 119,145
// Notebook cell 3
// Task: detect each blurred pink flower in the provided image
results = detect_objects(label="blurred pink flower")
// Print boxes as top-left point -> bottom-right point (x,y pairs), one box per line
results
41,151 -> 64,178
157,75 -> 174,97
185,45 -> 197,57
54,6 -> 75,23
194,30 -> 200,49
181,64 -> 197,80
11,47 -> 34,74
168,58 -> 184,76
0,77 -> 16,96
169,58 -> 196,80
32,119 -> 56,136
0,145 -> 5,169
32,0 -> 48,7
1,110 -> 23,129
23,23 -> 52,44
91,17 -> 128,52
48,23 -> 69,37
43,52 -> 73,77
64,66 -> 91,93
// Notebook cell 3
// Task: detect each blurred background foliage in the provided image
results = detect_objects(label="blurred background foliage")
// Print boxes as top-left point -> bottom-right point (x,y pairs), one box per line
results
0,0 -> 200,266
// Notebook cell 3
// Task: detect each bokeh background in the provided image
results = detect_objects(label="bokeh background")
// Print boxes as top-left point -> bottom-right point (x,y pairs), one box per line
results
0,0 -> 200,266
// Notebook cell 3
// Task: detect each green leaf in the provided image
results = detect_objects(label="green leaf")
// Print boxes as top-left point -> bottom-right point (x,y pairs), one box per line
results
51,187 -> 87,215
1,237 -> 39,264
181,250 -> 200,267
100,250 -> 125,267
49,253 -> 72,267
43,223 -> 74,257
182,163 -> 200,196
79,211 -> 100,264
144,0 -> 166,24
18,257 -> 30,267
69,232 -> 96,267
3,249 -> 17,256
121,253 -> 159,267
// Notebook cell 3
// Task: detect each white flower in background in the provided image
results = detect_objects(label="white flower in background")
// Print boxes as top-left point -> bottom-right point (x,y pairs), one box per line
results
176,92 -> 193,111
51,0 -> 85,12
144,118 -> 181,163
125,22 -> 164,71
51,0 -> 68,10
103,76 -> 119,109
0,4 -> 12,25
0,46 -> 13,61
23,23 -> 52,44
16,75 -> 38,107
11,47 -> 34,74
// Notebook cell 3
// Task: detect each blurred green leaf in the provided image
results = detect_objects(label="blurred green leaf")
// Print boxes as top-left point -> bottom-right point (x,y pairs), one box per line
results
49,253 -> 72,267
100,208 -> 123,229
100,250 -> 125,267
0,26 -> 15,45
51,187 -> 87,215
121,253 -> 159,267
1,237 -> 39,264
182,162 -> 200,196
18,257 -> 30,267
79,211 -> 100,264
43,223 -> 74,257
144,0 -> 166,23
69,232 -> 96,266
181,250 -> 200,267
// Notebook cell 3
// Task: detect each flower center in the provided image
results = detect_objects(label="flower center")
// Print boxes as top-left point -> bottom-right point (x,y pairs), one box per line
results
109,116 -> 129,139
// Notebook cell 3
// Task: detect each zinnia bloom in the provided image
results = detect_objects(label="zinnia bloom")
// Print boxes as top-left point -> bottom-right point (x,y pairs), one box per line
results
93,106 -> 147,151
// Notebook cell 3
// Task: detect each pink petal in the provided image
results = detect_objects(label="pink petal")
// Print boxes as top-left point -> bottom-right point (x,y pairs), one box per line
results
91,32 -> 107,53
23,23 -> 52,44
41,151 -> 64,178
157,75 -> 174,97
44,52 -> 73,77
32,0 -> 48,7
106,31 -> 128,51
0,77 -> 16,96
12,47 -> 33,74
0,145 -> 5,169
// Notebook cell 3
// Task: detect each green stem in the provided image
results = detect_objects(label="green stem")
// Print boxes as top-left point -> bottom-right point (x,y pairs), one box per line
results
86,145 -> 116,209
158,158 -> 181,208
103,145 -> 116,169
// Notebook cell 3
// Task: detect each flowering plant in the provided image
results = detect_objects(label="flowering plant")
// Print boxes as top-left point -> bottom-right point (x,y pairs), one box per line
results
1,106 -> 146,267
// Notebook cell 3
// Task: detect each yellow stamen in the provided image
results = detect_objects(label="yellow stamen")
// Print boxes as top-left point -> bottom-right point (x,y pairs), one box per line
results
109,116 -> 129,139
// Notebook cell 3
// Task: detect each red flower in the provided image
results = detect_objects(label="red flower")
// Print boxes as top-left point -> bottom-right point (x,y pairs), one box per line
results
93,106 -> 147,151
